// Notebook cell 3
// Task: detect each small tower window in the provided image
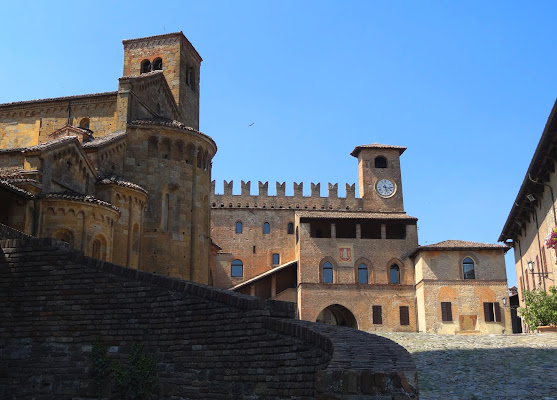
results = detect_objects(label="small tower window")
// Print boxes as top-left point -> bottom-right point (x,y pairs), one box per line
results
375,156 -> 387,168
272,253 -> 280,265
153,58 -> 163,71
141,59 -> 151,74
263,222 -> 270,234
235,221 -> 243,234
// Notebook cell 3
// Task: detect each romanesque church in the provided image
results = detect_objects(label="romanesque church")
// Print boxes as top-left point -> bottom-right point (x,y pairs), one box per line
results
0,32 -> 511,334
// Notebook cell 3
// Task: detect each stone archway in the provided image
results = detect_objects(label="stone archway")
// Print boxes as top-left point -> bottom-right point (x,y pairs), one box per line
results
316,304 -> 358,329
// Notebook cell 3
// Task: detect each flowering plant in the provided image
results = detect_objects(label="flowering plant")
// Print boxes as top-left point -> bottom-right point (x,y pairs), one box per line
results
545,227 -> 557,250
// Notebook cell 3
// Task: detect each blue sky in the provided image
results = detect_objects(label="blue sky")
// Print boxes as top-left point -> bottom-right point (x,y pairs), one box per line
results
3,1 -> 557,286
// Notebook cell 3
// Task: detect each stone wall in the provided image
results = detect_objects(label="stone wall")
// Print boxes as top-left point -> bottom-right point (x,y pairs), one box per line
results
0,93 -> 118,148
0,223 -> 418,399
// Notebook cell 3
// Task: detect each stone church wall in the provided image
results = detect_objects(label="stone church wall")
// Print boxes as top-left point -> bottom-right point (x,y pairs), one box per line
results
0,224 -> 419,399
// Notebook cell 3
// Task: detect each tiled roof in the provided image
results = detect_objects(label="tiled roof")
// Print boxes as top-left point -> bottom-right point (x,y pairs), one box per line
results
24,136 -> 79,152
296,210 -> 418,221
39,193 -> 120,214
0,91 -> 117,108
0,180 -> 33,198
97,175 -> 148,195
129,118 -> 217,151
499,98 -> 557,242
48,124 -> 93,138
230,260 -> 298,291
350,143 -> 407,157
82,131 -> 126,149
414,240 -> 509,252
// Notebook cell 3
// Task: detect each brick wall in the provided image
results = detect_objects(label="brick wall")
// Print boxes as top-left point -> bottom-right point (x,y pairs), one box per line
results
0,223 -> 418,399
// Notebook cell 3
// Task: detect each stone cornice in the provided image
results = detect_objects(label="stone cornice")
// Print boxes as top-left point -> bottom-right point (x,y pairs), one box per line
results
415,279 -> 508,288
0,92 -> 117,116
122,31 -> 202,63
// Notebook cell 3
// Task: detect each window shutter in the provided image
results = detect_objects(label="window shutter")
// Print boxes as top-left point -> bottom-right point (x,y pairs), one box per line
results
494,302 -> 501,322
483,302 -> 493,322
400,306 -> 410,326
372,305 -> 382,324
441,302 -> 452,322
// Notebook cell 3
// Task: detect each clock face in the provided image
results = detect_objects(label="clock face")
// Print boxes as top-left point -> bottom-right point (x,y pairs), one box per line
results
376,179 -> 396,198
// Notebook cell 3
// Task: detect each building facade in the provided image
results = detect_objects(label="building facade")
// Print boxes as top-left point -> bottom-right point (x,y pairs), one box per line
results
211,145 -> 512,333
0,32 -> 512,333
0,32 -> 215,283
500,99 -> 557,330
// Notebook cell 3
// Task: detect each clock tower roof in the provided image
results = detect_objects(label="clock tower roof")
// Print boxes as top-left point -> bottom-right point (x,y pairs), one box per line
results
351,143 -> 406,158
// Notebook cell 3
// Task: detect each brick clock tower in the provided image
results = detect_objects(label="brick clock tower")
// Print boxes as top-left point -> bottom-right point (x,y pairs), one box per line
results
351,144 -> 406,212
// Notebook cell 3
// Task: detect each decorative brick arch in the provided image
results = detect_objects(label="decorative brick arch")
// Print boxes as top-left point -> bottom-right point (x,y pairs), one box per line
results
386,258 -> 404,284
316,303 -> 358,329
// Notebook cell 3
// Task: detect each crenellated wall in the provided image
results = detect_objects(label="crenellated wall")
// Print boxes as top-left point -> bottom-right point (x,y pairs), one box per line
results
211,180 -> 363,211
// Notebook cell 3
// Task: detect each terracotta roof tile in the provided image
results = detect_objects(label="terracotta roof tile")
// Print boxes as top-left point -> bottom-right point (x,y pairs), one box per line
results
39,192 -> 120,214
0,91 -> 117,109
351,143 -> 407,157
0,180 -> 33,198
296,210 -> 417,221
97,175 -> 148,195
415,240 -> 509,251
129,118 -> 217,151
82,131 -> 126,149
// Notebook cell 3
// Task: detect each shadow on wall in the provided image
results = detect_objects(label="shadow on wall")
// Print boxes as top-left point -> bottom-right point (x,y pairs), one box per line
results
411,347 -> 557,399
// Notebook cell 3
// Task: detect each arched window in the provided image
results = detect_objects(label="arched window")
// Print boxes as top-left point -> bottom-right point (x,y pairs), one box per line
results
173,140 -> 184,161
231,259 -> 243,277
287,222 -> 294,234
140,59 -> 151,74
263,222 -> 270,234
235,221 -> 243,234
160,138 -> 171,159
323,262 -> 333,283
390,264 -> 400,284
185,143 -> 194,165
79,118 -> 90,130
375,156 -> 387,168
153,58 -> 163,71
91,235 -> 107,261
357,264 -> 368,284
463,257 -> 475,279
148,137 -> 158,158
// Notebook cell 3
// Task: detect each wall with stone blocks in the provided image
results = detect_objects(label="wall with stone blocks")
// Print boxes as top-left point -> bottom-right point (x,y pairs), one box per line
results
0,223 -> 418,399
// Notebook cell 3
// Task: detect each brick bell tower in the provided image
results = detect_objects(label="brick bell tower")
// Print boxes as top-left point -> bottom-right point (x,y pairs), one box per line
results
122,32 -> 202,129
351,143 -> 406,212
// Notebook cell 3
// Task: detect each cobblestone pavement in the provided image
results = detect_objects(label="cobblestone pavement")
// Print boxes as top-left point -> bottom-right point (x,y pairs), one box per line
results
374,332 -> 557,400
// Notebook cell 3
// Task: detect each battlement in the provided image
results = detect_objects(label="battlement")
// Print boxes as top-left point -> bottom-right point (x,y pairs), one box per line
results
211,180 -> 363,211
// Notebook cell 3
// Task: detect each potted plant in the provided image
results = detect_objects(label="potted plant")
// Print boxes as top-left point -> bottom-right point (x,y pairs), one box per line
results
519,287 -> 557,332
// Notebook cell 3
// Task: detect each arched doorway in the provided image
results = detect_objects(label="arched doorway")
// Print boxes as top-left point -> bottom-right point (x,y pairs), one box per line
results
316,304 -> 358,329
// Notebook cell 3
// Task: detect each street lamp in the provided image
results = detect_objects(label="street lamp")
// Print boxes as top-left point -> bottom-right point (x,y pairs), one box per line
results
502,297 -> 507,307
526,260 -> 553,283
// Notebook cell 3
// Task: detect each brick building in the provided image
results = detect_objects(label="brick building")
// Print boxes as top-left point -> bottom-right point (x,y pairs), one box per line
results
499,99 -> 557,331
0,32 -> 215,283
0,32 -> 512,334
211,145 -> 512,334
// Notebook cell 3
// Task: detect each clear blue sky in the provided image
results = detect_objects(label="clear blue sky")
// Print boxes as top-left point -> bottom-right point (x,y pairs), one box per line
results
3,1 -> 557,286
